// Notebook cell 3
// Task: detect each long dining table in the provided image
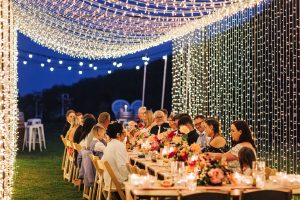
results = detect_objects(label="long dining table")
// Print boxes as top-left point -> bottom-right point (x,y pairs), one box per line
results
126,152 -> 300,200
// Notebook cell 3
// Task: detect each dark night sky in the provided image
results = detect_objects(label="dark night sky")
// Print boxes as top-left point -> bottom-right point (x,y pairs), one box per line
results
17,32 -> 172,96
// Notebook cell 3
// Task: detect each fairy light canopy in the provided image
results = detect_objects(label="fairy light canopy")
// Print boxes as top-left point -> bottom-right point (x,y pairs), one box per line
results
13,0 -> 261,59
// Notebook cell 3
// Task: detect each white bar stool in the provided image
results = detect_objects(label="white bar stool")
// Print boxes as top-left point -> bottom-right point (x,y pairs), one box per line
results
37,124 -> 46,149
22,118 -> 46,152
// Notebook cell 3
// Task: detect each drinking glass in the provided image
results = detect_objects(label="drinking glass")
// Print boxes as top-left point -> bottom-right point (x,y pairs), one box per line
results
252,160 -> 266,188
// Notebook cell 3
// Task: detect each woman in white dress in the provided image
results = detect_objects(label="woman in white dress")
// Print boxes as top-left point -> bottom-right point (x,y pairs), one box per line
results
206,120 -> 256,172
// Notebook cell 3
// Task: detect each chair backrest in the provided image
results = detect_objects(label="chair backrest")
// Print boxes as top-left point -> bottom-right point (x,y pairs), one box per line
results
27,118 -> 41,125
126,163 -> 133,174
181,190 -> 230,200
102,160 -> 126,200
66,140 -> 73,148
89,154 -> 100,170
242,189 -> 292,200
73,143 -> 82,153
60,135 -> 67,147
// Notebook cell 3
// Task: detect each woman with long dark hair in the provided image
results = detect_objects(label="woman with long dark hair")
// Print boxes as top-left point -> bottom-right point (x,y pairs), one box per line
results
202,118 -> 229,153
206,120 -> 256,172
73,114 -> 97,149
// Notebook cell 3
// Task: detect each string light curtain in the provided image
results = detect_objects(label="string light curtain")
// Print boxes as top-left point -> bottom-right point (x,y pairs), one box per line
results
172,0 -> 300,173
0,0 -> 18,199
13,0 -> 262,59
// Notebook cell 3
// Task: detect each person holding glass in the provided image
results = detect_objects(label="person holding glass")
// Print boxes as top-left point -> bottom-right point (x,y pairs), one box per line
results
206,120 -> 256,173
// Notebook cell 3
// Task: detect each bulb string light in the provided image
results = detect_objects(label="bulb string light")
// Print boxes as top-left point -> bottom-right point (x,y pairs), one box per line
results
172,0 -> 299,173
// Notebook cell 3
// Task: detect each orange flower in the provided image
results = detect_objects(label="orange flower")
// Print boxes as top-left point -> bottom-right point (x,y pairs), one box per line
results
179,125 -> 190,134
190,143 -> 201,153
199,160 -> 206,168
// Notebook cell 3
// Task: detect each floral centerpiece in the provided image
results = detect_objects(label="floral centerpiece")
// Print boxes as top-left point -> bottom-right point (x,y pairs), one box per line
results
156,130 -> 177,146
166,126 -> 201,162
197,155 -> 232,186
126,121 -> 149,148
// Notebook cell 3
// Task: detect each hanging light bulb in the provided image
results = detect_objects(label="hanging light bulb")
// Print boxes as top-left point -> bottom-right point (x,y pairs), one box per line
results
79,61 -> 84,66
136,66 -> 140,70
28,54 -> 33,58
50,67 -> 54,71
59,60 -> 63,64
108,70 -> 112,74
40,63 -> 45,67
78,70 -> 83,75
67,66 -> 72,70
89,63 -> 93,68
93,66 -> 97,70
47,58 -> 51,63
23,60 -> 27,65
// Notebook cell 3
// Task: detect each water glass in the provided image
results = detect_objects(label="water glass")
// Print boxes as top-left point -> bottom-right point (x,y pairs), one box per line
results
186,173 -> 197,191
252,161 -> 266,188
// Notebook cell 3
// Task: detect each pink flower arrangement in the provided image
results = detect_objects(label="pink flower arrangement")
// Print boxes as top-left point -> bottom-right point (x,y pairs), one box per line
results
207,168 -> 225,185
197,156 -> 232,186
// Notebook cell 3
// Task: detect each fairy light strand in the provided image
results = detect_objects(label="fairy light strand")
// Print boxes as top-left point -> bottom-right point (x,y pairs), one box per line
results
172,0 -> 300,173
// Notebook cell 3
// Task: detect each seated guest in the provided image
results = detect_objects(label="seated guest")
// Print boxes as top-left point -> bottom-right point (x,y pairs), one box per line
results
238,147 -> 256,176
97,112 -> 111,130
178,115 -> 199,145
160,108 -> 168,122
203,118 -> 229,153
102,122 -> 129,192
143,110 -> 154,129
76,112 -> 84,126
168,113 -> 178,132
136,106 -> 147,125
62,109 -> 75,137
90,125 -> 107,158
150,110 -> 170,135
194,115 -> 208,150
66,115 -> 80,142
75,114 -> 97,149
206,120 -> 256,172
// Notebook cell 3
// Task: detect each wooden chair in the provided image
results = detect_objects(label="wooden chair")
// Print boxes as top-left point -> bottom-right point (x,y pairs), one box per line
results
180,190 -> 230,200
63,140 -> 75,182
60,135 -> 68,170
102,160 -> 126,200
96,160 -> 107,200
81,152 -> 95,200
72,142 -> 82,190
90,155 -> 107,200
126,163 -> 147,176
242,189 -> 292,200
126,163 -> 133,174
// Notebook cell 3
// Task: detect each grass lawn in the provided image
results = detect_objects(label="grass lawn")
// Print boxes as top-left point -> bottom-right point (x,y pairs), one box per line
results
13,123 -> 82,200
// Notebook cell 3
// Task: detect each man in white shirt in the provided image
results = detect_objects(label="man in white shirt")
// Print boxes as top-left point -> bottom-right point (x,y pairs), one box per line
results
102,122 -> 129,194
194,115 -> 208,150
